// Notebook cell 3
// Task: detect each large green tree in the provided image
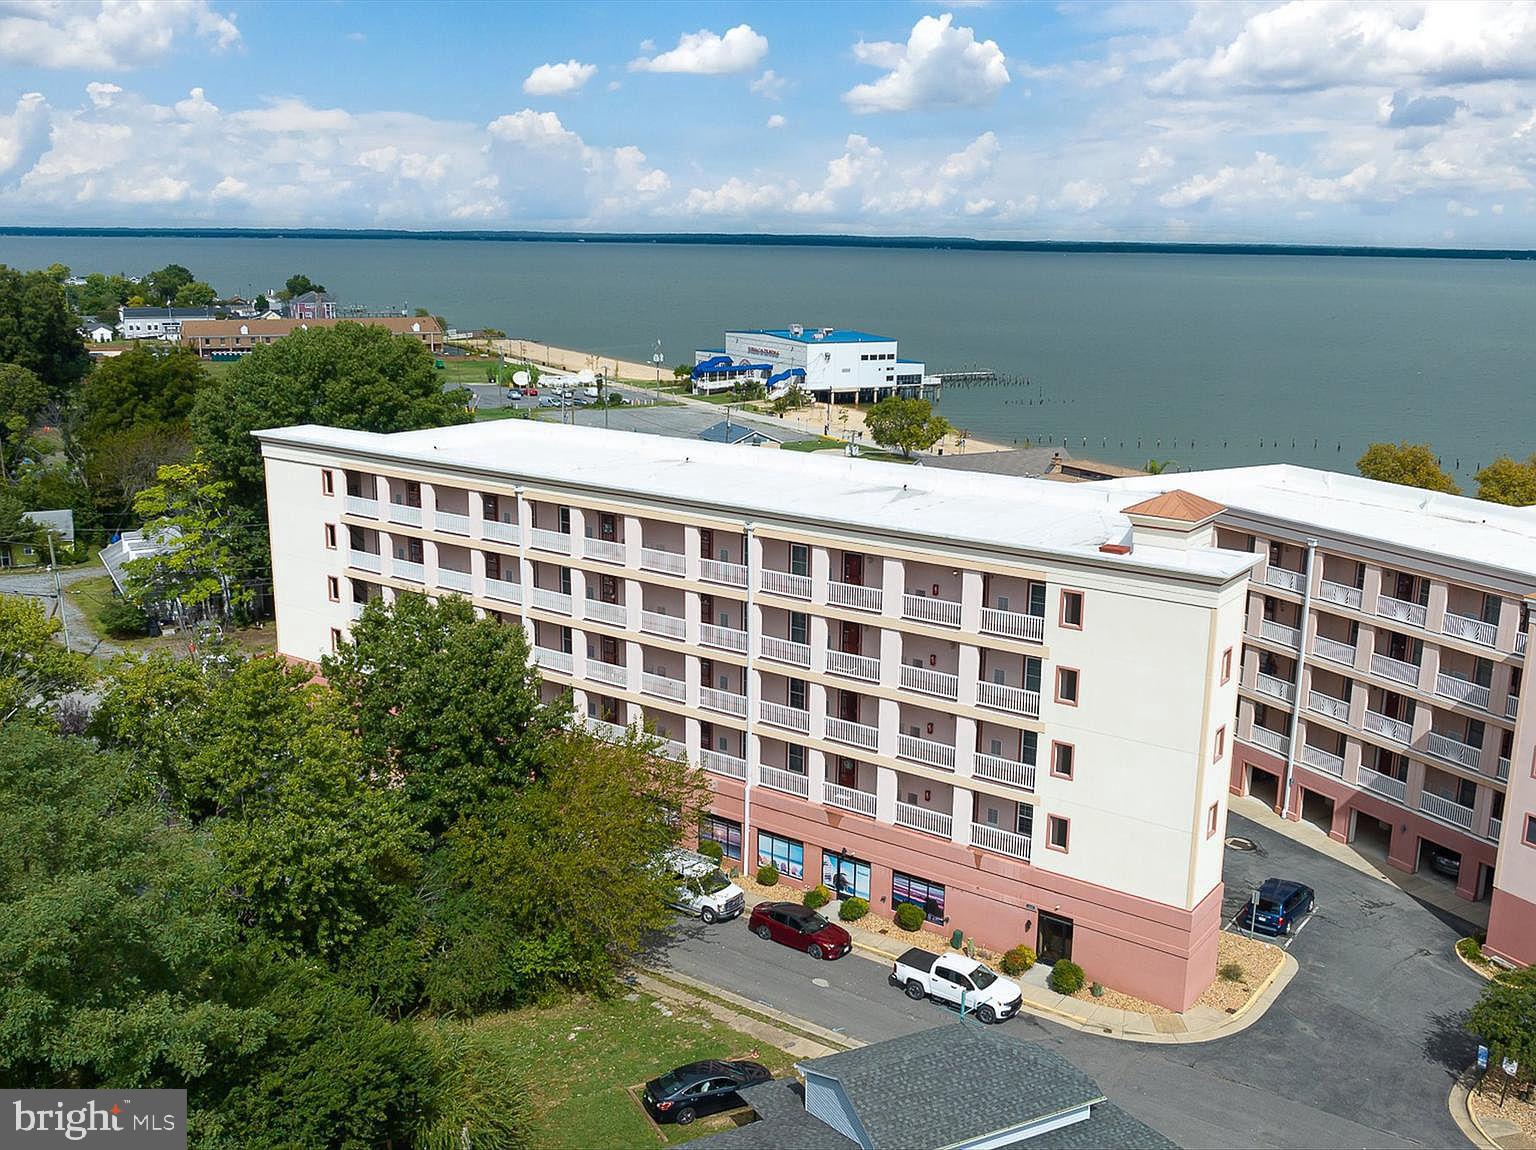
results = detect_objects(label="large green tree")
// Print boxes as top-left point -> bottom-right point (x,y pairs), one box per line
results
174,281 -> 218,308
1467,965 -> 1536,1075
1475,455 -> 1536,507
281,274 -> 325,299
79,344 -> 208,446
124,457 -> 260,614
70,272 -> 136,319
0,264 -> 91,400
0,593 -> 88,725
1356,441 -> 1460,494
143,264 -> 197,307
0,362 -> 48,481
864,396 -> 953,459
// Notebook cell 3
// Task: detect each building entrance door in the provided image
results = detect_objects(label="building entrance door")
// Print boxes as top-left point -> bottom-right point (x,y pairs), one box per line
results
1037,912 -> 1074,966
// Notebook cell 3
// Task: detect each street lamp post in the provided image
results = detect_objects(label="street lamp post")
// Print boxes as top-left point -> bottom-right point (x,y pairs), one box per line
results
652,339 -> 664,407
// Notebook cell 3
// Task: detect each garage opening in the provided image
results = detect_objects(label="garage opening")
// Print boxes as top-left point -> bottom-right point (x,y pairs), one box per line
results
1417,839 -> 1461,889
1350,812 -> 1392,860
1247,765 -> 1281,810
1300,789 -> 1335,834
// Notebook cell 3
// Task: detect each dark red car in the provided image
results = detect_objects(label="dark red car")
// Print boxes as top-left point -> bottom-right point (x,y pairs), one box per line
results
748,901 -> 852,960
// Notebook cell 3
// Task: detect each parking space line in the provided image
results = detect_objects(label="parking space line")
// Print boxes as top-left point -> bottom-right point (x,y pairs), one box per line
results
1282,909 -> 1316,950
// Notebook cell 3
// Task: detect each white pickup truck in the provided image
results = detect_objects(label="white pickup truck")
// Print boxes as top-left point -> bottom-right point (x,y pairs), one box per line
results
662,848 -> 746,924
889,946 -> 1023,1024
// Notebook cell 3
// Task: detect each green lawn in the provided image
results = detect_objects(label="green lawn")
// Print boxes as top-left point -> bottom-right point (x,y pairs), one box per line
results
779,437 -> 843,453
437,357 -> 506,385
63,572 -> 277,660
454,991 -> 794,1148
473,406 -> 532,422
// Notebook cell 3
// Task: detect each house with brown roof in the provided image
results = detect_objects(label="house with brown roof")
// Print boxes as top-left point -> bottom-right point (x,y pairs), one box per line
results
180,315 -> 443,358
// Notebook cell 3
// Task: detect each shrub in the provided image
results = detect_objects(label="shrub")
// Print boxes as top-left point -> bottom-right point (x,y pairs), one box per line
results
98,599 -> 148,638
1048,961 -> 1086,995
838,896 -> 869,922
1090,982 -> 1105,997
1219,961 -> 1246,982
1000,945 -> 1036,976
756,863 -> 779,887
803,884 -> 832,910
894,903 -> 926,932
1458,937 -> 1485,963
697,839 -> 724,865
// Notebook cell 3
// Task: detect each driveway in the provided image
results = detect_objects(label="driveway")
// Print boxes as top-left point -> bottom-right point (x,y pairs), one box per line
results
645,812 -> 1484,1149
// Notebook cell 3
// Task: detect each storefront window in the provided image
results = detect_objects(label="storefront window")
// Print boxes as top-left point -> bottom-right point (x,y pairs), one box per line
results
700,814 -> 742,861
892,871 -> 946,924
822,851 -> 871,900
757,831 -> 804,880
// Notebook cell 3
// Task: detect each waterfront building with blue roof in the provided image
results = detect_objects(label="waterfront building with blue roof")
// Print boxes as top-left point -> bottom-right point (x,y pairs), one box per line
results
692,324 -> 927,401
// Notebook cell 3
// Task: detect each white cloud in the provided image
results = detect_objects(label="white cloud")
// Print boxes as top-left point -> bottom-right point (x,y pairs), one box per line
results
0,1 -> 239,70
844,14 -> 1010,114
938,131 -> 1000,181
0,92 -> 49,180
523,59 -> 598,97
1131,145 -> 1174,186
486,109 -> 584,150
1055,179 -> 1108,212
751,69 -> 787,99
630,24 -> 768,75
174,87 -> 219,122
1158,151 -> 1380,209
765,114 -> 786,129
683,176 -> 784,216
1447,198 -> 1480,216
85,81 -> 122,109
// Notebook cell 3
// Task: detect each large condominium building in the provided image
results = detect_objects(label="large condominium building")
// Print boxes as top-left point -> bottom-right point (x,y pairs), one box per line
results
1098,467 -> 1536,969
257,420 -> 1254,1010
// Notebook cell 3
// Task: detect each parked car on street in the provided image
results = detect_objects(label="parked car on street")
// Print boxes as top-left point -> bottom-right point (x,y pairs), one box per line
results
889,947 -> 1023,1024
1235,878 -> 1316,935
642,1059 -> 772,1126
748,902 -> 852,959
661,848 -> 745,924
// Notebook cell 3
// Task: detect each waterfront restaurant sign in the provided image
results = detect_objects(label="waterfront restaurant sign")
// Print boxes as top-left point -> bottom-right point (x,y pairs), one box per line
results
744,345 -> 782,359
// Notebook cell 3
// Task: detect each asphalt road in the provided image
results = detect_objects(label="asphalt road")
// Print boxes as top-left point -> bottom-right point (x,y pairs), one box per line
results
644,812 -> 1485,1149
0,564 -> 122,656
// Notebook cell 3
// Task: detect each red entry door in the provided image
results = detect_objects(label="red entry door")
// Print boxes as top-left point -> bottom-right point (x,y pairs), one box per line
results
841,621 -> 861,655
843,554 -> 864,586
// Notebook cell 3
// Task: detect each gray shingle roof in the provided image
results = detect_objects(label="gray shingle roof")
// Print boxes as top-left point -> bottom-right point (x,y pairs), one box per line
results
697,419 -> 785,445
694,1082 -> 857,1149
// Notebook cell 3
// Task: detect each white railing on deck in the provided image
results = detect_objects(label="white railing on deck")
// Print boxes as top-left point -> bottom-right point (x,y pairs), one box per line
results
902,594 -> 961,628
586,660 -> 629,689
1247,726 -> 1289,755
972,753 -> 1036,791
699,687 -> 748,717
387,503 -> 423,528
640,610 -> 685,639
1318,579 -> 1362,609
900,664 -> 960,700
583,536 -> 627,564
1260,620 -> 1301,647
485,577 -> 521,604
391,558 -> 424,583
1371,652 -> 1420,686
1377,594 -> 1427,628
700,559 -> 748,587
826,717 -> 879,750
641,672 -> 685,702
1436,672 -> 1490,710
758,764 -> 810,797
345,495 -> 378,519
349,549 -> 382,573
1265,566 -> 1306,593
482,519 -> 519,544
437,568 -> 471,593
530,528 -> 571,555
828,581 -> 882,612
1301,744 -> 1345,777
1255,672 -> 1295,703
826,650 -> 880,681
761,635 -> 812,667
701,749 -> 748,779
976,681 -> 1040,718
583,598 -> 626,626
1313,635 -> 1357,665
699,623 -> 748,653
1443,611 -> 1498,647
980,608 -> 1045,643
895,802 -> 952,839
760,700 -> 810,732
1357,765 -> 1407,802
971,822 -> 1031,861
897,733 -> 955,771
1364,710 -> 1412,744
1426,730 -> 1482,769
529,587 -> 572,614
824,783 -> 876,816
1308,691 -> 1350,721
641,547 -> 685,575
761,569 -> 812,599
435,510 -> 470,536
533,647 -> 573,674
1419,790 -> 1475,830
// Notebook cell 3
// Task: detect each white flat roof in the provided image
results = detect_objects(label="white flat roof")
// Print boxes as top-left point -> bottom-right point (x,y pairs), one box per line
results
255,420 -> 1254,584
1100,465 -> 1536,581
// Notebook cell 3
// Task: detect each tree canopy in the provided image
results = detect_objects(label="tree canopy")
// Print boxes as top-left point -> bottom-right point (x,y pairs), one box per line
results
0,264 -> 91,400
282,274 -> 325,299
0,362 -> 48,481
863,395 -> 953,458
124,457 -> 260,614
1356,441 -> 1460,494
1466,965 -> 1536,1074
0,593 -> 89,726
143,264 -> 197,307
79,344 -> 208,447
1475,456 -> 1536,507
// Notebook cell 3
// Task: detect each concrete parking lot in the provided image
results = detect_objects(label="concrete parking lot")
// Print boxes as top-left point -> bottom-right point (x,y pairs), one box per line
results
646,811 -> 1485,1149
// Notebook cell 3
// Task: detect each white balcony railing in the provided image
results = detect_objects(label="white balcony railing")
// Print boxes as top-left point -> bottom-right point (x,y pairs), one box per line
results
1308,690 -> 1351,722
484,577 -> 522,604
349,549 -> 382,573
900,664 -> 960,700
971,822 -> 1031,861
902,593 -> 961,628
1260,620 -> 1301,648
530,528 -> 572,555
824,782 -> 877,816
1254,672 -> 1296,703
1357,765 -> 1407,803
760,635 -> 812,668
1364,710 -> 1412,744
1377,594 -> 1427,628
387,502 -> 423,528
350,601 -> 366,620
586,660 -> 629,689
344,495 -> 378,518
699,623 -> 748,653
435,510 -> 471,536
1426,730 -> 1483,769
1443,611 -> 1498,647
1497,757 -> 1511,781
392,558 -> 425,583
1506,695 -> 1520,720
583,536 -> 627,564
640,546 -> 686,576
826,649 -> 880,682
759,764 -> 810,797
533,647 -> 573,674
640,610 -> 685,639
437,568 -> 472,593
529,587 -> 572,615
1313,635 -> 1357,666
700,558 -> 748,587
1247,726 -> 1289,755
826,717 -> 880,750
1419,790 -> 1475,830
583,717 -> 629,742
972,753 -> 1036,792
1301,744 -> 1345,777
897,733 -> 956,771
641,672 -> 685,702
1265,566 -> 1306,593
1518,632 -> 1528,656
700,749 -> 748,780
761,569 -> 812,599
976,681 -> 1041,718
482,519 -> 519,545
1317,579 -> 1363,609
979,607 -> 1045,643
1490,817 -> 1503,842
895,801 -> 953,840
1371,652 -> 1421,686
828,581 -> 882,612
582,598 -> 627,627
699,687 -> 748,718
760,700 -> 811,733
1436,672 -> 1490,710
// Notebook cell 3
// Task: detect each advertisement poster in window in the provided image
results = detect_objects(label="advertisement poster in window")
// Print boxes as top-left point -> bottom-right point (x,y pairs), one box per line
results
822,851 -> 871,900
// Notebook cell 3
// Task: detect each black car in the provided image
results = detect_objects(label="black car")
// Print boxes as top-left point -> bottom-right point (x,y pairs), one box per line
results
642,1059 -> 772,1126
1235,878 -> 1316,935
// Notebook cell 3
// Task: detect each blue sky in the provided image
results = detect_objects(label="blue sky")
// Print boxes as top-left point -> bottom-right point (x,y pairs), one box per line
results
2,1 -> 1534,245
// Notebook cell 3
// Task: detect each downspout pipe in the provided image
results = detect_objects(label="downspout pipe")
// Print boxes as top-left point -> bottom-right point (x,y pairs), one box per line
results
742,522 -> 757,873
1280,538 -> 1319,820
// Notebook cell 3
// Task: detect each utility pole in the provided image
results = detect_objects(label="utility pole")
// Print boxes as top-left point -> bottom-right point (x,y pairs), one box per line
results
47,534 -> 70,650
652,338 -> 664,407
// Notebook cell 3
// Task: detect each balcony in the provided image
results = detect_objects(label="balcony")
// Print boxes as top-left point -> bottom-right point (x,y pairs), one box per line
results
641,672 -> 685,702
976,681 -> 1041,718
533,647 -> 573,674
760,635 -> 812,668
583,599 -> 626,627
699,622 -> 748,653
1308,690 -> 1350,722
825,782 -> 876,817
1371,652 -> 1420,686
1377,594 -> 1427,628
1426,730 -> 1483,770
826,717 -> 879,751
392,558 -> 424,583
1436,672 -> 1490,710
761,569 -> 811,599
529,587 -> 572,614
1497,757 -> 1511,781
350,601 -> 365,620
900,664 -> 959,701
1318,579 -> 1363,609
1490,817 -> 1503,842
1265,566 -> 1306,593
387,502 -> 423,528
640,547 -> 685,576
586,660 -> 629,689
1314,635 -> 1357,666
438,568 -> 472,593
979,607 -> 1045,643
828,581 -> 882,612
1443,611 -> 1497,647
435,510 -> 471,536
700,687 -> 748,718
1254,672 -> 1295,703
826,650 -> 880,682
344,494 -> 378,518
584,717 -> 629,742
583,536 -> 627,564
530,528 -> 572,555
760,700 -> 810,733
895,801 -> 952,840
1358,765 -> 1407,803
902,593 -> 961,628
1363,709 -> 1412,744
971,822 -> 1031,862
1419,790 -> 1475,830
1507,695 -> 1520,720
1518,632 -> 1528,655
640,610 -> 685,640
349,549 -> 382,573
1247,726 -> 1289,755
897,733 -> 955,771
759,764 -> 810,798
485,576 -> 522,604
701,749 -> 748,780
973,753 -> 1036,792
700,558 -> 748,587
1301,744 -> 1345,777
482,519 -> 519,545
1260,620 -> 1301,648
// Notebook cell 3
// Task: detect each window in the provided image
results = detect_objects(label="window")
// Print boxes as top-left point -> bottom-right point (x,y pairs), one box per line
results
1207,803 -> 1220,838
1214,725 -> 1226,761
700,814 -> 742,861
1525,814 -> 1536,848
1025,657 -> 1042,694
892,871 -> 946,923
1221,647 -> 1233,684
1061,590 -> 1084,629
787,744 -> 806,774
1047,815 -> 1070,852
1027,581 -> 1047,617
1020,730 -> 1038,765
757,831 -> 804,880
1051,741 -> 1074,780
324,523 -> 337,549
789,543 -> 809,576
329,627 -> 343,652
321,469 -> 334,495
788,678 -> 807,710
822,851 -> 871,900
326,576 -> 340,602
1055,667 -> 1080,706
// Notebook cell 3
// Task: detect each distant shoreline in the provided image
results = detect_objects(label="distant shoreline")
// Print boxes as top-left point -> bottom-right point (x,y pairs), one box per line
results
2,226 -> 1533,261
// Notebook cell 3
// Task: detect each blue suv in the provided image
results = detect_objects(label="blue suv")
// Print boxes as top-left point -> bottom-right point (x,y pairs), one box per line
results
1236,878 -> 1316,936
